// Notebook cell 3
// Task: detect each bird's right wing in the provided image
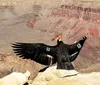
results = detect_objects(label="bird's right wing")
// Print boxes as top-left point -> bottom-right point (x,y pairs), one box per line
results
68,36 -> 87,62
69,36 -> 87,55
12,42 -> 56,65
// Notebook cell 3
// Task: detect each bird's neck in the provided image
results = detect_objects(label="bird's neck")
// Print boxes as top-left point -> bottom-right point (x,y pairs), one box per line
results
57,40 -> 63,46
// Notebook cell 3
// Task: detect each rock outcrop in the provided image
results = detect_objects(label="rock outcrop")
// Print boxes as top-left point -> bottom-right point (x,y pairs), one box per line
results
32,66 -> 100,85
47,72 -> 100,85
0,71 -> 30,85
0,53 -> 42,79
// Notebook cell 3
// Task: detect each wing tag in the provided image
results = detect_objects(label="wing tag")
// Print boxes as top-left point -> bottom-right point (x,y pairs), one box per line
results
46,47 -> 51,51
77,43 -> 81,49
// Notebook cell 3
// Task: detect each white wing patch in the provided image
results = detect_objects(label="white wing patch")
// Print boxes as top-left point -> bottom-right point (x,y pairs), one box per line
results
47,55 -> 53,66
70,52 -> 78,57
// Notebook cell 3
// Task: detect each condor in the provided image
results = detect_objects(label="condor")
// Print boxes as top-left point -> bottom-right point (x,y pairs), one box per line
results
12,35 -> 87,70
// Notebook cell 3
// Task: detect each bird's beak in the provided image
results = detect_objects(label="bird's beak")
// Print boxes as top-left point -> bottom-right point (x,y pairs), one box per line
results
51,35 -> 62,41
56,35 -> 62,41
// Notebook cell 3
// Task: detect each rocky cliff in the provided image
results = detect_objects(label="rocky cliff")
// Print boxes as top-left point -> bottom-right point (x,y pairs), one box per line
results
32,66 -> 100,85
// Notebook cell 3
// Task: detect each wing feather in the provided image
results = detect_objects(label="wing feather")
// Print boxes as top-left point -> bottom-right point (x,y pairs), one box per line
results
12,42 -> 56,65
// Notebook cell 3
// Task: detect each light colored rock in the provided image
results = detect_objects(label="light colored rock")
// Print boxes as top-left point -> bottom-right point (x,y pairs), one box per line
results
32,66 -> 79,85
0,71 -> 30,85
47,78 -> 88,85
32,66 -> 100,85
33,66 -> 78,81
48,72 -> 100,85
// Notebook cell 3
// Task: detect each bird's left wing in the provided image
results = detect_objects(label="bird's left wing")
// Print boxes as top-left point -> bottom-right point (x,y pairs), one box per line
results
12,42 -> 56,65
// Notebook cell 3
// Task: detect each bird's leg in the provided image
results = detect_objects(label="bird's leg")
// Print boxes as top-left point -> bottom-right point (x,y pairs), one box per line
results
57,54 -> 74,70
63,54 -> 74,70
57,60 -> 74,70
64,62 -> 74,70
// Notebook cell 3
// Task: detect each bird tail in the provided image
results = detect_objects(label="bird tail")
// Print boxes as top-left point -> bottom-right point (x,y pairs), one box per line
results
57,62 -> 74,70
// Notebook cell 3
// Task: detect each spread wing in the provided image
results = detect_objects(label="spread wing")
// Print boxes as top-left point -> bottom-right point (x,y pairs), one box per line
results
69,36 -> 87,54
69,36 -> 87,61
12,42 -> 56,65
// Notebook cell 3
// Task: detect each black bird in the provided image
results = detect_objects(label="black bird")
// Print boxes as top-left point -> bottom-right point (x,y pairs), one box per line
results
12,35 -> 87,70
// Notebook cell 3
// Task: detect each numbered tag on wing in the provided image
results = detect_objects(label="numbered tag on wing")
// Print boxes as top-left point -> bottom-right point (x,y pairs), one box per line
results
46,47 -> 51,52
77,43 -> 82,49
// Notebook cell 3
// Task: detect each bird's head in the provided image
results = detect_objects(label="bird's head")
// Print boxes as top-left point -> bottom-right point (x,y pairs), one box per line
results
55,35 -> 62,42
51,34 -> 62,42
